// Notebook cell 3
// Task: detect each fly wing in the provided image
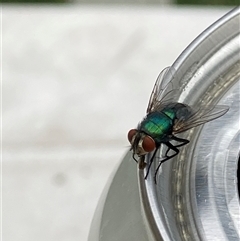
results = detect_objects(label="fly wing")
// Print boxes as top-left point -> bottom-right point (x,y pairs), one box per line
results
146,67 -> 177,114
173,105 -> 229,134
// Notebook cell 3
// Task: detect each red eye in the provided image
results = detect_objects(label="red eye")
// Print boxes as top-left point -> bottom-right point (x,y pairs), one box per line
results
142,136 -> 155,153
128,129 -> 137,144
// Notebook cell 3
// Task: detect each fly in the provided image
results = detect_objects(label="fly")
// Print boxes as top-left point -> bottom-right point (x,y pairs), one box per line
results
127,67 -> 229,184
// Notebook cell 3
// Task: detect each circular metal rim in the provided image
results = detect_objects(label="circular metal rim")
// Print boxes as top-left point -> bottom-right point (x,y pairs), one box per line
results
138,7 -> 240,241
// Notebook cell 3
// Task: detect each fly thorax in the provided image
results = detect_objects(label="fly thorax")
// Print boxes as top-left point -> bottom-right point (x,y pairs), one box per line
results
140,112 -> 174,143
162,109 -> 176,120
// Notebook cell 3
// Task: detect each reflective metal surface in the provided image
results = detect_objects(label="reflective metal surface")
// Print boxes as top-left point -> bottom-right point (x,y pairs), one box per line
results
139,7 -> 240,241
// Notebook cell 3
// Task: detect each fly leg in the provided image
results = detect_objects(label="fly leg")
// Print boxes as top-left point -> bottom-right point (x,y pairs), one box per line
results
154,142 -> 178,183
154,138 -> 188,184
144,145 -> 160,180
171,135 -> 189,147
132,154 -> 138,163
165,136 -> 189,157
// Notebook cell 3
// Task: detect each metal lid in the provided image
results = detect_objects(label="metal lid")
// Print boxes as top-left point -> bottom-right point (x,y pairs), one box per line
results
138,7 -> 240,241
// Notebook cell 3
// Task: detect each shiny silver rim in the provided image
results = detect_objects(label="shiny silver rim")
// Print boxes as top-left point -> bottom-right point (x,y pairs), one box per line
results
138,7 -> 240,241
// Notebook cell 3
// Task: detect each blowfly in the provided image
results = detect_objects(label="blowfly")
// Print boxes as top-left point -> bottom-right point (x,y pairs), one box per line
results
127,67 -> 229,183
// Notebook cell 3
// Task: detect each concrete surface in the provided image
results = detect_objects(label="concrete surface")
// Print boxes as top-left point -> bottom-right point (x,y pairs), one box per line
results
2,5 -> 232,241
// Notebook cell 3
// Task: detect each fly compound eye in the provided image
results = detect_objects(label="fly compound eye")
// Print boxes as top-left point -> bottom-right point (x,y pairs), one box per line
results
128,129 -> 137,144
142,136 -> 156,153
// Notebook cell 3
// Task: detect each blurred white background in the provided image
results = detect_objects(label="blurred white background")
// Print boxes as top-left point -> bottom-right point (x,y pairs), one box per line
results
2,5 -> 232,241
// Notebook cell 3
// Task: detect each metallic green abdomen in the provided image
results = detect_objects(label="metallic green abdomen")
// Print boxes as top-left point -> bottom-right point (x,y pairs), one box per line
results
140,110 -> 176,143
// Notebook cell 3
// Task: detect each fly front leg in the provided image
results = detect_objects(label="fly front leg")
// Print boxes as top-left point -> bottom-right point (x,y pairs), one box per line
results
144,144 -> 160,180
132,154 -> 138,163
